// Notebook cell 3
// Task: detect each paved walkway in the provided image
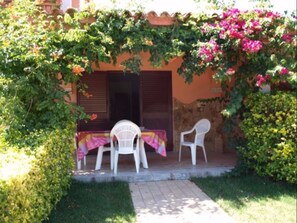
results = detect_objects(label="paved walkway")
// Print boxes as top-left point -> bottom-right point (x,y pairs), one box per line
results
129,180 -> 236,223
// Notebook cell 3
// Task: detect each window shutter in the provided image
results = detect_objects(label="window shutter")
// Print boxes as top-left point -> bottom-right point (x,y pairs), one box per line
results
77,72 -> 109,131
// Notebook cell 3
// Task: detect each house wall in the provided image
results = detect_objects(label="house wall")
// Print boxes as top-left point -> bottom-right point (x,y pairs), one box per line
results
70,52 -> 222,102
68,52 -> 227,152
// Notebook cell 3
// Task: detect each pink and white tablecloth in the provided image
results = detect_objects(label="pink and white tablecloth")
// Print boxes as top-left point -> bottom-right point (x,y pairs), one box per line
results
76,130 -> 167,161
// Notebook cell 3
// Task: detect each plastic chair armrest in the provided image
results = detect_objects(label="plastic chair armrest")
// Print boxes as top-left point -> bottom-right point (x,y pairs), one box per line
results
180,129 -> 194,142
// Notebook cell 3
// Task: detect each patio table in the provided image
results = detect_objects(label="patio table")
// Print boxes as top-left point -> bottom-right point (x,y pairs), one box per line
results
76,129 -> 167,170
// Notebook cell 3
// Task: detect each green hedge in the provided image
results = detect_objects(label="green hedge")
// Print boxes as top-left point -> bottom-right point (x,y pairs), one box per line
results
0,125 -> 75,222
239,92 -> 297,184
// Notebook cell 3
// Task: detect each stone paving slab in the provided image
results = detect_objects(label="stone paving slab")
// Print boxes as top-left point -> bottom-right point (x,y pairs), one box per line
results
129,180 -> 236,223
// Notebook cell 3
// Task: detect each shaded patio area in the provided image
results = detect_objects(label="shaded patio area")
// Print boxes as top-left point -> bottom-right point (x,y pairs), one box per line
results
72,149 -> 237,182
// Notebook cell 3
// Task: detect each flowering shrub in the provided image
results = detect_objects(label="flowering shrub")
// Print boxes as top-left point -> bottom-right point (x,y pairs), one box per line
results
189,8 -> 296,116
0,125 -> 75,222
239,92 -> 297,183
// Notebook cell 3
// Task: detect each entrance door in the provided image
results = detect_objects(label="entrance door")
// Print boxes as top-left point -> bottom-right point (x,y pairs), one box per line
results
140,71 -> 173,150
109,72 -> 140,126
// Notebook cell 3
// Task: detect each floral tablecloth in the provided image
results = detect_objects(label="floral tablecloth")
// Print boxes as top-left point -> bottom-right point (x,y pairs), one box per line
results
76,130 -> 167,161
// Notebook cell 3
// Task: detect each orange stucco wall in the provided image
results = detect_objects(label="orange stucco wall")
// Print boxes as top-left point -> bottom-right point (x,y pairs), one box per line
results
69,52 -> 222,104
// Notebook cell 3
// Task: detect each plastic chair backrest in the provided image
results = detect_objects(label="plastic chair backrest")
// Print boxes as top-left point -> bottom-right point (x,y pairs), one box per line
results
194,119 -> 211,145
110,120 -> 141,154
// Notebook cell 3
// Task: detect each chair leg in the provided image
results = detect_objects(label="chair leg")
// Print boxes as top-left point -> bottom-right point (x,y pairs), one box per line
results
136,147 -> 140,169
114,151 -> 119,174
178,145 -> 182,162
133,151 -> 139,173
95,147 -> 104,170
190,145 -> 197,165
139,140 -> 148,168
110,148 -> 114,170
202,146 -> 208,163
77,159 -> 81,170
83,156 -> 86,166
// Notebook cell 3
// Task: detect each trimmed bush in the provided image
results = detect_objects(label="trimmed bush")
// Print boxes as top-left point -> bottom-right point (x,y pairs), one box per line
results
239,92 -> 297,184
0,125 -> 75,222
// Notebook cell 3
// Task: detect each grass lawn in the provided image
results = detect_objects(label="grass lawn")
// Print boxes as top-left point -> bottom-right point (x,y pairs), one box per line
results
44,180 -> 136,223
192,174 -> 296,223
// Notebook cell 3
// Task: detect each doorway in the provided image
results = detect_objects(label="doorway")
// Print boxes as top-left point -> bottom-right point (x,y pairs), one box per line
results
77,71 -> 173,150
109,73 -> 140,126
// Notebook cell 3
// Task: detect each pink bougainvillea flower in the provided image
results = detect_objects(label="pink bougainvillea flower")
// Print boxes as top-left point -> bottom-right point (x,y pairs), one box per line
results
198,40 -> 222,62
265,74 -> 271,80
243,20 -> 262,35
256,74 -> 267,87
281,34 -> 292,43
256,74 -> 271,87
251,20 -> 262,31
90,114 -> 97,120
219,20 -> 230,30
266,11 -> 281,18
226,68 -> 236,75
209,40 -> 221,51
199,45 -> 214,62
237,20 -> 246,29
72,65 -> 85,75
242,39 -> 263,53
280,67 -> 289,75
230,30 -> 245,39
222,8 -> 240,18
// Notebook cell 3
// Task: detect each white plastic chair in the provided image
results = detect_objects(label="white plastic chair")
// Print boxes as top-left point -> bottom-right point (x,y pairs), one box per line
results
95,145 -> 114,170
179,119 -> 211,165
111,120 -> 141,174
